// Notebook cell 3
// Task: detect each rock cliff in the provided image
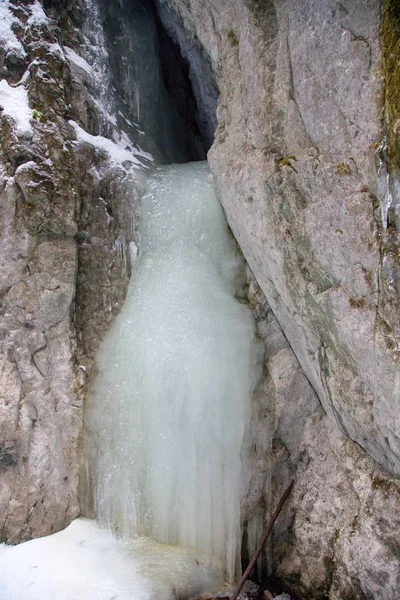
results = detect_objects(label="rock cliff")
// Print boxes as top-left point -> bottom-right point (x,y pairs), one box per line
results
0,0 -> 152,543
155,0 -> 400,596
0,0 -> 399,598
0,0 -> 82,543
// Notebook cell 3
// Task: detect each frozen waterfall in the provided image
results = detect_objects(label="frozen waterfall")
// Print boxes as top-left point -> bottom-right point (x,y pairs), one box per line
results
82,161 -> 260,582
0,163 -> 262,599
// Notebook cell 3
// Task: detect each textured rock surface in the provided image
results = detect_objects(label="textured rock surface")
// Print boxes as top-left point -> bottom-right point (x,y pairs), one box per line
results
154,0 -> 400,596
1,0 -> 400,597
0,0 -> 150,543
245,275 -> 400,599
158,0 -> 400,478
0,0 -> 81,542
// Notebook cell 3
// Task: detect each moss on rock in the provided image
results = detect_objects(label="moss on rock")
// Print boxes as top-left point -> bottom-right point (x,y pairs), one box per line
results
382,0 -> 400,170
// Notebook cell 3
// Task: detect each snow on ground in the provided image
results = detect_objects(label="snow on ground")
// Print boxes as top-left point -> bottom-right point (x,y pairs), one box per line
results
69,120 -> 154,167
0,80 -> 33,133
0,518 -> 218,600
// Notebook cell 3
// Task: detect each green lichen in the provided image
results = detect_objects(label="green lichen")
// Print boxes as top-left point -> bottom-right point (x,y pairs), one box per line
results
382,0 -> 400,170
278,155 -> 298,172
32,109 -> 44,123
371,475 -> 400,496
336,161 -> 351,175
332,528 -> 341,544
227,29 -> 239,47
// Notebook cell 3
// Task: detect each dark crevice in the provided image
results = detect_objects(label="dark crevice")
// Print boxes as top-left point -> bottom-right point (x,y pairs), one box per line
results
99,0 -> 216,163
155,11 -> 208,160
151,0 -> 219,151
43,0 -> 218,162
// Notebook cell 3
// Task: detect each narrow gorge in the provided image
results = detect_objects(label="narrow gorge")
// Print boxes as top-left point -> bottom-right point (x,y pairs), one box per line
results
0,0 -> 399,599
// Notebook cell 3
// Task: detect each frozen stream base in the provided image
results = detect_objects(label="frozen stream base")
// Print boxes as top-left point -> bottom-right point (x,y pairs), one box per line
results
0,518 -> 219,600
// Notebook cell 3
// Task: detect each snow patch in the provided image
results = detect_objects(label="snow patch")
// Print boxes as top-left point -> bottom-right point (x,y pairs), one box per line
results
0,1 -> 26,58
64,47 -> 93,75
16,68 -> 31,86
0,80 -> 33,133
47,42 -> 64,58
117,110 -> 144,134
15,158 -> 53,175
27,0 -> 50,26
69,120 -> 154,167
14,160 -> 38,174
0,518 -> 217,600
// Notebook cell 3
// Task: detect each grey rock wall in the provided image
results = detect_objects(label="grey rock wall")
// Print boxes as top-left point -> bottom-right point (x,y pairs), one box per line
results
0,0 -> 149,543
1,0 -> 399,597
158,0 -> 400,477
156,0 -> 400,597
0,0 -> 81,542
246,274 -> 400,599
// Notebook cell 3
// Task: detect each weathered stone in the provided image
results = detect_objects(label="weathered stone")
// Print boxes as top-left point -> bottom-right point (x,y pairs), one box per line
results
245,273 -> 400,598
155,0 -> 400,475
0,0 -> 153,543
0,0 -> 90,543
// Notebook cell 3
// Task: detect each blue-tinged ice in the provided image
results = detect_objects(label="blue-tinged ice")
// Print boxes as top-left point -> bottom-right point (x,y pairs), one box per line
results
83,162 -> 260,582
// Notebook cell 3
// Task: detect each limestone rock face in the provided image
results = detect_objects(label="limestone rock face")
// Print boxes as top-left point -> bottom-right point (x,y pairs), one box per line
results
155,0 -> 400,596
245,275 -> 400,599
0,0 -> 148,543
0,0 -> 81,542
1,0 -> 399,597
158,0 -> 400,479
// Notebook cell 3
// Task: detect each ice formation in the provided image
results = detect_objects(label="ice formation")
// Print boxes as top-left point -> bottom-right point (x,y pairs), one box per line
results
0,163 -> 260,598
83,162 -> 260,582
0,518 -> 216,600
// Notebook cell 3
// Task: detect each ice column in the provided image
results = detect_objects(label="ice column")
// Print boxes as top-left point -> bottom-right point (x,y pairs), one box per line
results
83,162 -> 260,582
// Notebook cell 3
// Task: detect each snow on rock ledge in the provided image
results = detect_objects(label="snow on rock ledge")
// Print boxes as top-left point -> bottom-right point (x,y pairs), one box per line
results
69,120 -> 154,167
0,80 -> 33,133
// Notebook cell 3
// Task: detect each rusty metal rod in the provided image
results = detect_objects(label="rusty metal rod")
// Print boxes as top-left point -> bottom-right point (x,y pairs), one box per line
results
231,480 -> 294,600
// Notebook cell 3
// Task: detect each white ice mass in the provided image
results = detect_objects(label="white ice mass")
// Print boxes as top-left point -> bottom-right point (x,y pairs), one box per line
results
0,518 -> 216,600
83,162 -> 260,582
